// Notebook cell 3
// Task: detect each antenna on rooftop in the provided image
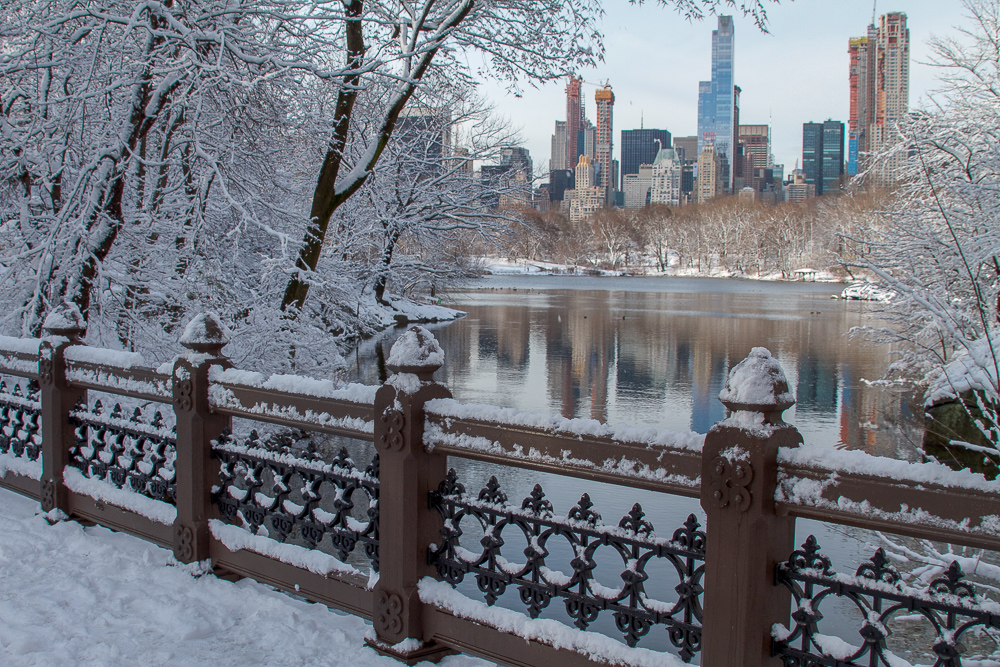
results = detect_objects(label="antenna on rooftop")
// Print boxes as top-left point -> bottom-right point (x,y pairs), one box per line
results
871,0 -> 877,26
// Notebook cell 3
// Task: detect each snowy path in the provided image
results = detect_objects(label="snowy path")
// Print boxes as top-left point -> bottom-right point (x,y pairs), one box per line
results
0,488 -> 488,667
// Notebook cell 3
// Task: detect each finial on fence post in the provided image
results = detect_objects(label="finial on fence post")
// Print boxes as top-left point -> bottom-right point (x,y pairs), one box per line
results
369,326 -> 455,662
718,347 -> 795,425
172,312 -> 232,564
178,312 -> 230,357
385,326 -> 444,381
699,347 -> 802,667
41,301 -> 86,342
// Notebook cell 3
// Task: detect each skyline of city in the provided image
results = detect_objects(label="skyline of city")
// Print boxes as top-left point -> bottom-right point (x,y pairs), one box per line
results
478,0 -> 957,177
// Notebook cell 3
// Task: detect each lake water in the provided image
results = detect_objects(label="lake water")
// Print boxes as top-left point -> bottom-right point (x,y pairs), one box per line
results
352,275 -> 922,457
345,276 -> 933,662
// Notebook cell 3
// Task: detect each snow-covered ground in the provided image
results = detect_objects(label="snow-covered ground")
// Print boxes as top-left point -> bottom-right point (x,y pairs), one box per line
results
0,488 -> 487,667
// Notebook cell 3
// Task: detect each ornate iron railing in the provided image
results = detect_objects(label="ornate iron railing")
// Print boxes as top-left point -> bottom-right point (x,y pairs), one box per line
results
211,430 -> 380,571
68,399 -> 177,503
427,469 -> 706,661
0,379 -> 41,462
774,535 -> 1000,666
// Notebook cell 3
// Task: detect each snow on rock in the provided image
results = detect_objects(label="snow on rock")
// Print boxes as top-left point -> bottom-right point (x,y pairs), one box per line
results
426,398 -> 704,451
926,337 -> 1000,405
385,296 -> 465,323
64,345 -> 147,370
0,487 -> 487,667
418,578 -> 686,667
839,282 -> 894,302
209,520 -> 362,580
63,467 -> 177,525
718,347 -> 795,409
387,326 -> 444,369
179,312 -> 231,349
42,302 -> 85,333
0,453 -> 42,481
0,335 -> 41,356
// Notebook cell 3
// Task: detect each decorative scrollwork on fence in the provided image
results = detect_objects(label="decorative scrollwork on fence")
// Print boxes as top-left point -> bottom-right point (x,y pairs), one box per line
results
0,380 -> 41,463
774,535 -> 1000,667
68,399 -> 177,503
428,470 -> 707,661
211,430 -> 380,572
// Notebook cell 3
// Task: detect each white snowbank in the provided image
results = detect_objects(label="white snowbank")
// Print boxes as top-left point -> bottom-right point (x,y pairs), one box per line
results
0,487 -> 486,666
385,296 -> 465,323
418,578 -> 685,667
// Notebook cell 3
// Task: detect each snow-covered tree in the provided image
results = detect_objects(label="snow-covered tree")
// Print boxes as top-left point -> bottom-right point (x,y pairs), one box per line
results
844,0 -> 1000,404
2,0 -> 777,360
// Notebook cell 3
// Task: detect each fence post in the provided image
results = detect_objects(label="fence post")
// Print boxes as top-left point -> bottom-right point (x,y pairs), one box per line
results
38,302 -> 87,514
171,313 -> 232,564
699,348 -> 802,667
368,327 -> 454,664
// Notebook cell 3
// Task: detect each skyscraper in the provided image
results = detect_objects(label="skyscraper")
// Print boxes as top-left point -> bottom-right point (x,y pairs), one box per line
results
801,120 -> 845,196
697,15 -> 736,192
620,129 -> 672,191
595,84 -> 615,204
551,120 -> 567,171
802,123 -> 823,192
738,125 -> 769,172
848,12 -> 909,182
565,76 -> 583,173
821,120 -> 845,195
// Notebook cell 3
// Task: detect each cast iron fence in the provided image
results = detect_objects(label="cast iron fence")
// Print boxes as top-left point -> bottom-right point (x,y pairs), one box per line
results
0,307 -> 997,667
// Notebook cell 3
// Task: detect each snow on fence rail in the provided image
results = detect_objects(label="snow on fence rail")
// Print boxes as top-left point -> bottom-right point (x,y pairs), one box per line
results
0,312 -> 997,666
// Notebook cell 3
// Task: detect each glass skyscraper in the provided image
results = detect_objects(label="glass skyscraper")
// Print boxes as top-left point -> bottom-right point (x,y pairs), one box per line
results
619,129 -> 671,191
697,15 -> 735,192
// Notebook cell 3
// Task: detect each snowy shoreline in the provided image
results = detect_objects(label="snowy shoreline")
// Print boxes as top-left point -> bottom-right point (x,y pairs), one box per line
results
478,257 -> 846,284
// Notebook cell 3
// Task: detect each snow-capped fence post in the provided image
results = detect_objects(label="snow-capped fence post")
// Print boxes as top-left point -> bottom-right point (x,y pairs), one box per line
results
38,302 -> 88,514
369,327 -> 455,663
699,348 -> 803,667
171,313 -> 232,564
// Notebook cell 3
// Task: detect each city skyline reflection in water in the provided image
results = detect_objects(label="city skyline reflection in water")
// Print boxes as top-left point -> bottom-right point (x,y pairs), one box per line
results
353,275 -> 922,457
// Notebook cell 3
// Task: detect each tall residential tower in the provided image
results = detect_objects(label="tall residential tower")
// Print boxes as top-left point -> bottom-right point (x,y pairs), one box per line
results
848,12 -> 909,183
697,15 -> 736,192
595,84 -> 615,204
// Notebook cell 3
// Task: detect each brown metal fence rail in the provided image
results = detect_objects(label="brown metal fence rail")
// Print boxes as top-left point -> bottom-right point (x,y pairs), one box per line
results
0,306 -> 998,667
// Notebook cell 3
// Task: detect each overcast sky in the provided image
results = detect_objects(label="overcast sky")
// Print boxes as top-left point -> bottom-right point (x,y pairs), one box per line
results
476,0 -> 965,179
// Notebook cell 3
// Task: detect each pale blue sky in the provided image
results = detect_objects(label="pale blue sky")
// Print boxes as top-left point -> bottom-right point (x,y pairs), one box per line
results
478,0 -> 964,179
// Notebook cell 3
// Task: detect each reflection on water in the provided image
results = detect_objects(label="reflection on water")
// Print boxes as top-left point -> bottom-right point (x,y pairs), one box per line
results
352,275 -> 922,456
342,276 -> 934,663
